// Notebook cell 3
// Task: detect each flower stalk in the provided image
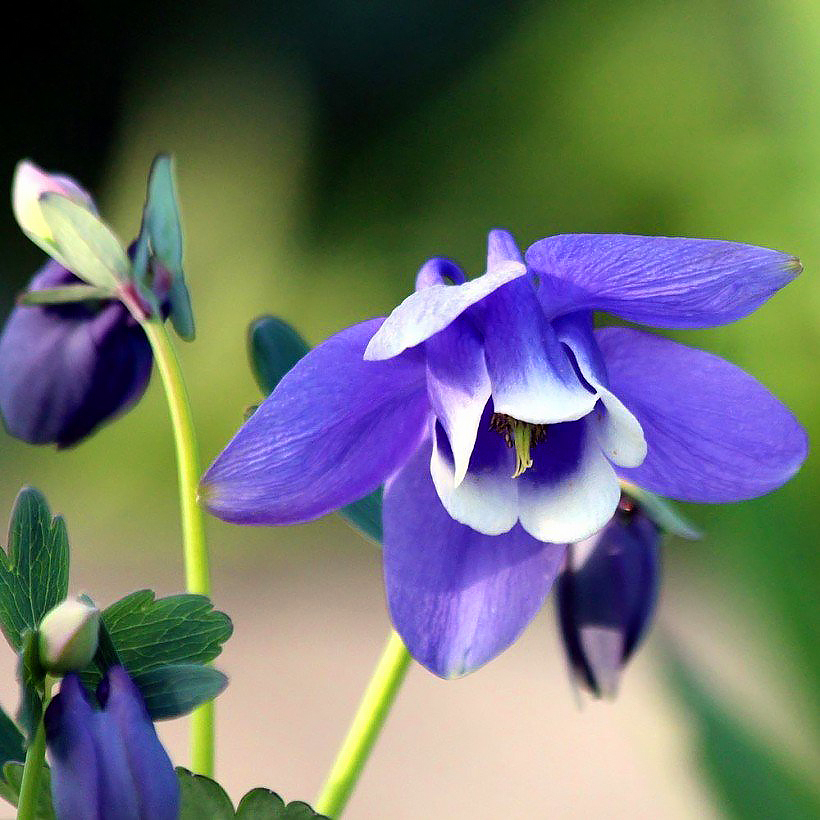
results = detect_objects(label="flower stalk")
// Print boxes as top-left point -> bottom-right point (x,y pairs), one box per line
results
141,317 -> 214,776
315,630 -> 411,817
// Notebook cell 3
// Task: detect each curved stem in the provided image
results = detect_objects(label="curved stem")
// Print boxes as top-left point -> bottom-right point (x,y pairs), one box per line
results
16,721 -> 46,820
141,319 -> 214,776
315,630 -> 411,818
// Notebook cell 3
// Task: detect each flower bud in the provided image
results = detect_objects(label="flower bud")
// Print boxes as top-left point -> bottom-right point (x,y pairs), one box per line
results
12,160 -> 96,246
556,497 -> 660,698
45,668 -> 179,819
38,598 -> 100,673
0,261 -> 154,447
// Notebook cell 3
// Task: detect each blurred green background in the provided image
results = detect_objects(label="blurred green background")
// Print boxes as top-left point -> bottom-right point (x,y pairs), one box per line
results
1,1 -> 818,817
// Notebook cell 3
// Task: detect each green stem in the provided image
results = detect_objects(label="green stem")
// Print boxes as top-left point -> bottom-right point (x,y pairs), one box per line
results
141,319 -> 214,776
16,722 -> 46,820
315,630 -> 411,818
17,682 -> 53,820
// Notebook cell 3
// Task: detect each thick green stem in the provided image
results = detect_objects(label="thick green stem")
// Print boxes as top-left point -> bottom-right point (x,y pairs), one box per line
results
16,721 -> 46,820
141,319 -> 214,776
315,630 -> 411,818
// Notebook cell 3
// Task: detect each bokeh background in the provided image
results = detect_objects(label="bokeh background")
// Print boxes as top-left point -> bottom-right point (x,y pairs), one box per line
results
1,1 -> 819,817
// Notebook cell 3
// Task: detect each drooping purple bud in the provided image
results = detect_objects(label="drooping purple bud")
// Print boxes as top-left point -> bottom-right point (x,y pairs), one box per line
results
44,668 -> 179,820
556,496 -> 661,698
0,260 -> 153,447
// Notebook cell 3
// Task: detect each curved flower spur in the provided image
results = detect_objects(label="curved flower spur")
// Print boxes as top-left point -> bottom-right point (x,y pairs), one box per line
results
202,230 -> 808,678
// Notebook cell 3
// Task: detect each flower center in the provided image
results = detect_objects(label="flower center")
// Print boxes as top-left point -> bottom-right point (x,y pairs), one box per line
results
489,413 -> 548,478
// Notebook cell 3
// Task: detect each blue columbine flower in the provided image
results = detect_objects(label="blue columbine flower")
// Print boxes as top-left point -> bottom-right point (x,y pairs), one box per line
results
0,260 -> 154,447
557,495 -> 661,698
44,667 -> 179,820
202,229 -> 808,678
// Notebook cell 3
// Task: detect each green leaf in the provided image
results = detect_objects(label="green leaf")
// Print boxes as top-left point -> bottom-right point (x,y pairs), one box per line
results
95,590 -> 232,680
340,489 -> 383,544
145,155 -> 183,276
247,317 -> 383,544
168,276 -> 196,341
0,707 -> 24,766
248,316 -> 310,395
76,590 -> 231,719
144,155 -> 195,340
236,789 -> 327,819
0,762 -> 55,818
0,488 -> 70,651
620,480 -> 700,539
664,645 -> 820,819
16,630 -> 44,741
17,284 -> 114,306
38,193 -> 129,289
132,664 -> 227,720
177,768 -> 235,819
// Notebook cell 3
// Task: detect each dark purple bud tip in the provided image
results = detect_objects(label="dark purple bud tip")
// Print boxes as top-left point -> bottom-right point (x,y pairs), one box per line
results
0,260 -> 154,447
46,667 -> 179,820
557,497 -> 661,698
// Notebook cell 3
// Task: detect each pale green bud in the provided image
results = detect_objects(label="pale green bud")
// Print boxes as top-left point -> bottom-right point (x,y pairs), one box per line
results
38,598 -> 100,673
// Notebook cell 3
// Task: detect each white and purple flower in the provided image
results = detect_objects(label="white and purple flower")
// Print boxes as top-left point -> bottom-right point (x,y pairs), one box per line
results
202,230 -> 807,678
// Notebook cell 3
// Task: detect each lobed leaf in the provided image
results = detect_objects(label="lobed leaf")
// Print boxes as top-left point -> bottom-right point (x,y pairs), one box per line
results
0,488 -> 70,652
0,706 -> 24,767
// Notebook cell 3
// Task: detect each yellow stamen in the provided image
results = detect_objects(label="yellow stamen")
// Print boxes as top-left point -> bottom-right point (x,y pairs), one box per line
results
489,413 -> 548,478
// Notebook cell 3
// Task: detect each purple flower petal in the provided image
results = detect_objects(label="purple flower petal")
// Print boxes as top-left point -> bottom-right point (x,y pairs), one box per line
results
0,261 -> 153,447
414,256 -> 466,290
98,667 -> 179,820
430,415 -> 518,536
554,312 -> 646,467
526,234 -> 801,327
486,228 -> 524,268
202,318 -> 431,524
384,442 -> 566,678
597,327 -> 808,500
45,675 -> 101,820
425,314 -> 491,485
364,260 -> 527,361
517,419 -> 622,543
477,281 -> 597,424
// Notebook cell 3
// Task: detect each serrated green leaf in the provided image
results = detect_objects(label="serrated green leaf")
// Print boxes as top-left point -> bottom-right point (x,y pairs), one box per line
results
168,276 -> 196,341
0,706 -> 24,766
0,762 -> 55,818
16,630 -> 44,740
247,317 -> 383,544
132,664 -> 227,720
17,284 -> 114,306
93,590 -> 232,681
340,489 -> 383,544
620,480 -> 700,539
248,316 -> 310,395
38,193 -> 129,289
664,645 -> 820,819
177,768 -> 234,819
0,488 -> 70,651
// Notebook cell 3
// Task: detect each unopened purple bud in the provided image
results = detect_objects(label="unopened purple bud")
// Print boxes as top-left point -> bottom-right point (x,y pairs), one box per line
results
44,668 -> 179,820
556,497 -> 660,698
0,261 -> 153,447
